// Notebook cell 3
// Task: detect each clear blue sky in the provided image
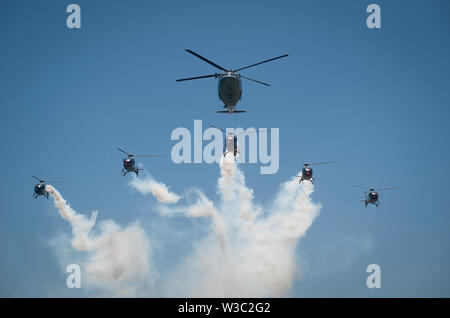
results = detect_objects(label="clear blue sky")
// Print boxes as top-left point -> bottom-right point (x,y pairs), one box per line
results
0,0 -> 449,297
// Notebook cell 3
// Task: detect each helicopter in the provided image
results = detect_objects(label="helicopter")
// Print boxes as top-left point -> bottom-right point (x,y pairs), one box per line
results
117,148 -> 163,176
176,49 -> 288,114
293,161 -> 336,184
352,185 -> 399,207
31,176 -> 68,199
209,126 -> 268,157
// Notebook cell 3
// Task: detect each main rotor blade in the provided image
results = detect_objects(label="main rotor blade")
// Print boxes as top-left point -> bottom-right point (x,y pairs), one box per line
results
134,155 -> 165,158
46,181 -> 71,184
240,75 -> 270,86
31,176 -> 70,183
279,160 -> 301,165
233,54 -> 288,72
375,187 -> 400,191
235,128 -> 269,135
352,184 -> 367,190
310,161 -> 336,166
176,74 -> 217,82
117,148 -> 131,156
209,125 -> 226,133
185,49 -> 228,72
280,161 -> 335,166
210,125 -> 269,134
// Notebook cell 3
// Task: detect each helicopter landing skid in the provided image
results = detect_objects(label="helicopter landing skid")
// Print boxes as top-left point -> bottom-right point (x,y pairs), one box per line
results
299,178 -> 314,184
217,109 -> 247,114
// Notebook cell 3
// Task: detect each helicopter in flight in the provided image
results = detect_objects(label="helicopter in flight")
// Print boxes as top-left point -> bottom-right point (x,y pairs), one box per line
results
209,126 -> 268,157
31,176 -> 68,199
176,49 -> 288,114
292,161 -> 336,184
117,148 -> 163,176
352,185 -> 399,207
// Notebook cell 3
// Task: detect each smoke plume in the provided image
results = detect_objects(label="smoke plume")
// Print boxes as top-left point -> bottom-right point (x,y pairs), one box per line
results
46,185 -> 154,296
130,175 -> 181,204
136,153 -> 321,297
47,152 -> 320,297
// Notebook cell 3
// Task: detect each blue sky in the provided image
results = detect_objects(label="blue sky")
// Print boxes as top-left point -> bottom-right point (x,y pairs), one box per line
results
0,0 -> 449,297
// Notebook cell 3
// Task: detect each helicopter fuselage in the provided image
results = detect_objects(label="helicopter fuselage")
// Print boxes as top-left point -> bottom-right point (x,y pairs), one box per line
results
299,167 -> 314,184
122,157 -> 140,176
223,134 -> 238,156
123,157 -> 135,171
177,49 -> 288,114
365,191 -> 379,207
34,183 -> 48,199
117,148 -> 152,177
218,73 -> 242,113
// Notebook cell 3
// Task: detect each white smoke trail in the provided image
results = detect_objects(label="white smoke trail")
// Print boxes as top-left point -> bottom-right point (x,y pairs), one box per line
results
180,154 -> 319,297
140,152 -> 320,297
47,152 -> 319,297
46,185 -> 155,296
129,175 -> 181,204
157,189 -> 228,255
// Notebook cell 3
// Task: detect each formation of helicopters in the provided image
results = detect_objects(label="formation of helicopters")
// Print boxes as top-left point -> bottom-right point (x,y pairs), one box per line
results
31,165 -> 398,207
31,49 -> 399,208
